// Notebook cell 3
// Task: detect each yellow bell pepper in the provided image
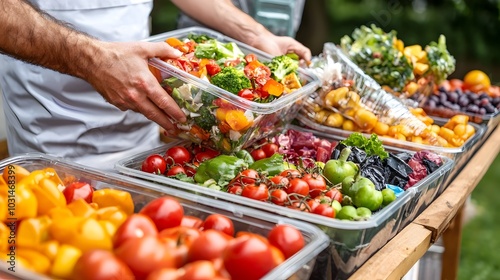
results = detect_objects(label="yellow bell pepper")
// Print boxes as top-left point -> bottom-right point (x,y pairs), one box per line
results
31,177 -> 67,215
16,248 -> 51,274
17,216 -> 52,249
67,199 -> 96,218
92,189 -> 134,215
2,164 -> 30,185
2,186 -> 38,220
48,207 -> 74,220
50,244 -> 82,279
98,220 -> 117,237
49,217 -> 86,244
96,206 -> 128,228
37,240 -> 59,262
67,218 -> 113,252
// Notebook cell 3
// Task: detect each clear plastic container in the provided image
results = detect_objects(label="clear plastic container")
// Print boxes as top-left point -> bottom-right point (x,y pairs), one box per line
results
144,27 -> 319,153
114,140 -> 453,278
0,153 -> 328,280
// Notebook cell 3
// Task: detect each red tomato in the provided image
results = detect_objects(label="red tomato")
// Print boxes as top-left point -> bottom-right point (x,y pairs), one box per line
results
238,88 -> 254,101
113,214 -> 158,248
181,215 -> 203,229
244,53 -> 258,63
187,229 -> 231,262
142,154 -> 167,174
158,226 -> 201,247
177,260 -> 218,280
312,204 -> 335,218
285,178 -> 310,196
145,268 -> 179,280
280,169 -> 302,178
223,235 -> 278,280
62,181 -> 94,204
269,175 -> 289,187
227,185 -> 243,195
183,164 -> 197,177
139,196 -> 184,231
206,61 -> 222,76
306,199 -> 320,212
302,173 -> 327,197
194,151 -> 218,164
165,146 -> 192,165
115,236 -> 175,279
230,169 -> 259,186
325,188 -> 343,204
270,189 -> 288,206
250,149 -> 267,161
261,143 -> 279,157
244,61 -> 271,83
241,183 -> 269,201
267,225 -> 305,259
201,214 -> 235,237
166,165 -> 186,176
71,250 -> 134,280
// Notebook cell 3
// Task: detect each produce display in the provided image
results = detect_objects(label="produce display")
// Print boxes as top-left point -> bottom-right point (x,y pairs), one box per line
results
138,130 -> 445,221
147,31 -> 318,153
0,164 -> 310,280
339,24 -> 455,101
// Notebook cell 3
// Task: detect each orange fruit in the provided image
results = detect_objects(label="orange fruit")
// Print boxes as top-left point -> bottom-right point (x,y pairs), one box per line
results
463,70 -> 491,93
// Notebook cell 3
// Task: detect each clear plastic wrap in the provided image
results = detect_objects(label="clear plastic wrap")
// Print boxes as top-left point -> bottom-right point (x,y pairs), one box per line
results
307,43 -> 441,146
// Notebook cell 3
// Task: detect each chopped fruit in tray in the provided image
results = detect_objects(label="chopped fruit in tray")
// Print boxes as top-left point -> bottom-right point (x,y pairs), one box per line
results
140,130 -> 445,221
0,164 -> 305,280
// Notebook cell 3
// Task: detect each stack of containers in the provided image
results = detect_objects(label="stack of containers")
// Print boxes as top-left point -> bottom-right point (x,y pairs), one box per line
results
296,43 -> 484,210
110,28 -> 457,278
0,154 -> 329,280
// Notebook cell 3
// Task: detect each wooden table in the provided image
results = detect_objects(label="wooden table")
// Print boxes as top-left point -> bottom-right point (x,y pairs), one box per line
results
350,126 -> 500,280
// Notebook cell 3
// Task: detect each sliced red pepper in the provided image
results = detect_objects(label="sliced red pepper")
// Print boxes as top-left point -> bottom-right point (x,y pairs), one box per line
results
206,61 -> 222,76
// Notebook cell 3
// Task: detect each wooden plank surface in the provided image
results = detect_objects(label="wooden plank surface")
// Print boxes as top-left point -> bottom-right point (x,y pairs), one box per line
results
413,126 -> 500,239
349,224 -> 432,280
352,126 -> 500,279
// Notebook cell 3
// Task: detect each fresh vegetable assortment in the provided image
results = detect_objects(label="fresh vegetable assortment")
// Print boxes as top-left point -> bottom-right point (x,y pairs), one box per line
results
0,164 -> 306,280
340,24 -> 455,100
151,34 -> 308,153
140,130 -> 444,221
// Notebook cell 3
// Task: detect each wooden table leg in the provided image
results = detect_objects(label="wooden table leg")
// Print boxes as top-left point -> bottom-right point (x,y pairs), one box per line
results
441,204 -> 464,280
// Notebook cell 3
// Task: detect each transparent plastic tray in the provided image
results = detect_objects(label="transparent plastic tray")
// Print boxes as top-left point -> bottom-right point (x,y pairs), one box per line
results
0,153 -> 328,280
115,140 -> 453,278
144,27 -> 319,153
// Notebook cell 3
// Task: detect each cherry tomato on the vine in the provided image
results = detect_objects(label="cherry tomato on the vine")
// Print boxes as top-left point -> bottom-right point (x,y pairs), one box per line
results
270,189 -> 288,206
166,165 -> 186,177
302,173 -> 327,198
241,183 -> 269,201
285,178 -> 310,196
261,143 -> 279,157
250,149 -> 267,161
165,146 -> 192,165
312,204 -> 335,218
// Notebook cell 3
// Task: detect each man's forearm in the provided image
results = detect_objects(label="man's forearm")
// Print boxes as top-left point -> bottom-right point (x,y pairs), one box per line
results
0,0 -> 101,79
170,0 -> 271,47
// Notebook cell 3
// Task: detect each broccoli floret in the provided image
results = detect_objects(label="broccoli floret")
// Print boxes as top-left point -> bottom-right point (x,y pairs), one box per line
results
194,107 -> 216,131
265,55 -> 299,82
210,67 -> 252,95
194,39 -> 245,61
201,91 -> 217,105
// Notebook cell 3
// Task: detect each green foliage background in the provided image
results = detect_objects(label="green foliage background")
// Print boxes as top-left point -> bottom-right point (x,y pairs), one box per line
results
150,1 -> 500,279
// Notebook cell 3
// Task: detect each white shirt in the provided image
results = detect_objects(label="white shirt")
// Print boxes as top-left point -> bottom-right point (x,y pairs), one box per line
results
0,0 -> 161,171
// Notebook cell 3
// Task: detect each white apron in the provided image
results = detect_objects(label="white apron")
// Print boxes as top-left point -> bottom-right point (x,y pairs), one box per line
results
0,0 -> 162,171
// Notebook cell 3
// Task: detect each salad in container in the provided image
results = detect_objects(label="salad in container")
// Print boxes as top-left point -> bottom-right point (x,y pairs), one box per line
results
145,27 -> 319,153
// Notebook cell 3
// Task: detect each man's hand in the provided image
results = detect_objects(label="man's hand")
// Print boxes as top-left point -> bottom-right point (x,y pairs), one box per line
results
251,33 -> 312,63
85,41 -> 186,134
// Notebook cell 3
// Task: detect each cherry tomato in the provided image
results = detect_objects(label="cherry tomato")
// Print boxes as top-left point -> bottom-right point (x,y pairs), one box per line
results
270,189 -> 288,206
115,236 -> 175,279
245,53 -> 258,63
158,226 -> 201,248
306,199 -> 320,212
142,154 -> 167,174
325,188 -> 343,204
250,149 -> 267,161
285,178 -> 310,196
227,185 -> 243,195
165,146 -> 192,165
267,225 -> 305,259
201,214 -> 235,236
177,260 -> 219,280
261,143 -> 279,157
230,169 -> 259,186
223,235 -> 278,280
241,183 -> 269,201
312,204 -> 335,218
145,268 -> 179,280
166,165 -> 186,176
280,169 -> 302,178
139,196 -> 184,231
113,214 -> 158,248
237,88 -> 254,101
187,229 -> 231,262
244,61 -> 271,84
181,215 -> 203,229
62,181 -> 94,204
183,164 -> 197,177
71,250 -> 134,280
194,151 -> 218,164
269,175 -> 289,187
302,173 -> 327,197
